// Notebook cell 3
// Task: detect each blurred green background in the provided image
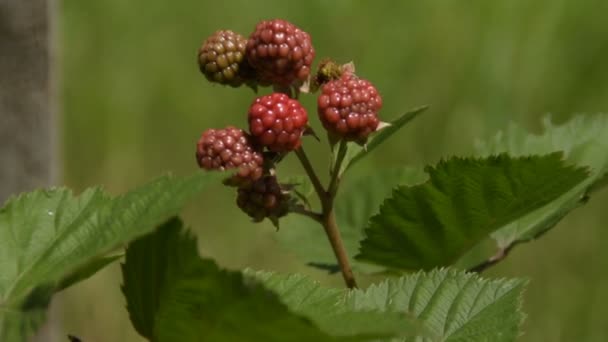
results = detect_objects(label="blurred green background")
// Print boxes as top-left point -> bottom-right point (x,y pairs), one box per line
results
58,1 -> 608,341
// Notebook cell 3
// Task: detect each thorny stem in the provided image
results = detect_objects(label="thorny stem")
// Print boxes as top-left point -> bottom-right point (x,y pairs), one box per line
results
294,146 -> 358,288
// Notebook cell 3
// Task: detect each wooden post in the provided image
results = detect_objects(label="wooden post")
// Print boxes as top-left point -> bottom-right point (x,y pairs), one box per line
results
0,0 -> 57,203
0,0 -> 60,340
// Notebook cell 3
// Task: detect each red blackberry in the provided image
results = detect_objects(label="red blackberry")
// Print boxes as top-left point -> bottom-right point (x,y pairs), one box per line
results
248,93 -> 308,152
236,175 -> 289,222
198,30 -> 254,87
317,74 -> 383,143
196,127 -> 264,183
246,19 -> 315,87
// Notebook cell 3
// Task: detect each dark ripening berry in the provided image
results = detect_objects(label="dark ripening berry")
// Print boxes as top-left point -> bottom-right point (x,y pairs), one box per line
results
248,93 -> 308,152
317,74 -> 383,143
198,30 -> 254,87
236,175 -> 289,222
196,127 -> 264,184
246,19 -> 315,87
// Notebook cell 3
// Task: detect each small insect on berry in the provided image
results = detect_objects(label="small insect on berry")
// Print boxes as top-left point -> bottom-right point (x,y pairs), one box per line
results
246,19 -> 315,87
248,92 -> 308,152
198,30 -> 255,87
236,175 -> 290,223
196,126 -> 264,185
317,74 -> 383,143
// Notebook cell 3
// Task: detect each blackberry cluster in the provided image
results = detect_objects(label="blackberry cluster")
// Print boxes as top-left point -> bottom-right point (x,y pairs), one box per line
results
195,19 -> 383,223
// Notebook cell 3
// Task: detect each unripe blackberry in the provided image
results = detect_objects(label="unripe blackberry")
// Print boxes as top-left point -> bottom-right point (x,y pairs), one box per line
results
198,30 -> 254,87
246,19 -> 315,87
196,127 -> 264,183
248,93 -> 308,152
317,74 -> 383,143
236,175 -> 289,222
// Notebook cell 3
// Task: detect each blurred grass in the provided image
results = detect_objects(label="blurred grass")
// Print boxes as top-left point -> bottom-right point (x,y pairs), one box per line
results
59,1 -> 608,341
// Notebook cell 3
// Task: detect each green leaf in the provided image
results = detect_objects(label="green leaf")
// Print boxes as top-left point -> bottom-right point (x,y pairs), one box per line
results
248,268 -> 527,342
342,106 -> 429,174
0,187 -> 108,303
276,168 -> 427,274
122,218 -> 371,342
357,154 -> 589,270
475,114 -> 608,247
336,167 -> 428,273
0,172 -> 221,335
121,217 -> 182,339
356,269 -> 527,342
0,285 -> 53,342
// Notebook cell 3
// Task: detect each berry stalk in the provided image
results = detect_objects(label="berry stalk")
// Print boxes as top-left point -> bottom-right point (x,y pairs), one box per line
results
295,148 -> 325,204
295,147 -> 358,289
328,140 -> 348,197
290,205 -> 323,223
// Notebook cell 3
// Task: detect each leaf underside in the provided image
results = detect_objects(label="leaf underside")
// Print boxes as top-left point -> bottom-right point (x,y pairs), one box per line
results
248,268 -> 527,342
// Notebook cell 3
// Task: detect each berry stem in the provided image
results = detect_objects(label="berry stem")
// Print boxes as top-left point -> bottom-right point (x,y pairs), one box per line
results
295,148 -> 326,203
295,146 -> 358,289
328,140 -> 348,197
272,84 -> 294,98
291,206 -> 323,223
